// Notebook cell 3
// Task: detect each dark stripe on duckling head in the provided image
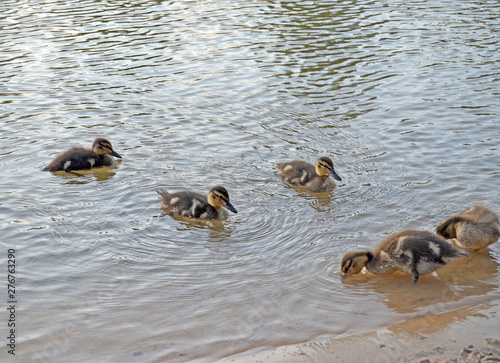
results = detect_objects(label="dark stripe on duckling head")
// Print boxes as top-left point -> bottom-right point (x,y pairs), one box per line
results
318,156 -> 334,170
93,138 -> 111,148
210,186 -> 230,202
341,258 -> 352,274
210,186 -> 237,213
92,138 -> 121,157
318,156 -> 333,170
318,156 -> 342,181
340,250 -> 371,275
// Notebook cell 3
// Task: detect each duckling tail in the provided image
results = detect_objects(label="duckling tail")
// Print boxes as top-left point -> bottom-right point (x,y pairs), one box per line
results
156,189 -> 170,201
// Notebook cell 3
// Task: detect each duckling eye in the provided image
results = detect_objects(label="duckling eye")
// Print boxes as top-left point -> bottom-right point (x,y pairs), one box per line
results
213,193 -> 227,202
320,163 -> 331,170
343,259 -> 352,272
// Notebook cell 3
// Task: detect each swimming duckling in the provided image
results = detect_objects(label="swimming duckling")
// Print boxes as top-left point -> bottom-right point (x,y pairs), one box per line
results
436,205 -> 500,251
277,156 -> 342,192
340,230 -> 467,283
157,185 -> 237,220
42,138 -> 122,172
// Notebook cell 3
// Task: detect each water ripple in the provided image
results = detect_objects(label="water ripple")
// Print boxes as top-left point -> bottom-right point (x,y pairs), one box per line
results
1,0 -> 500,361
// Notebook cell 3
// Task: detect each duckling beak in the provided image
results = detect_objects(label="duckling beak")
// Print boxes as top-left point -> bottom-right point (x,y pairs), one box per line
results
331,169 -> 342,181
111,150 -> 122,158
224,201 -> 238,214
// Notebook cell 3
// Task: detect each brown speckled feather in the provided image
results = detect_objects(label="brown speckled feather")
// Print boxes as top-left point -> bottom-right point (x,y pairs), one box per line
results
373,230 -> 465,276
341,230 -> 467,282
278,160 -> 315,183
157,190 -> 220,219
277,159 -> 337,192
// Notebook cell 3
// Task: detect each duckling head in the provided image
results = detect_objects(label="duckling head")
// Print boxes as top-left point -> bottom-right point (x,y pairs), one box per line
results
207,186 -> 238,213
340,251 -> 372,276
436,217 -> 458,239
92,138 -> 122,158
316,156 -> 341,181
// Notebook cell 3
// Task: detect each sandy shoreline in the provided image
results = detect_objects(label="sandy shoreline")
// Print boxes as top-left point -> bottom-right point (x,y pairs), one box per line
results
220,297 -> 500,363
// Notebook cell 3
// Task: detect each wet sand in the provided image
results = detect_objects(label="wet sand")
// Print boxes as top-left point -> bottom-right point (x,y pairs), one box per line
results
221,298 -> 500,363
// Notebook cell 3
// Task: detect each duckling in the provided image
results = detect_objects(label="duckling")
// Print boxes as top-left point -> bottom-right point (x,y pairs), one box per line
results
277,156 -> 342,192
42,138 -> 122,172
340,230 -> 467,283
436,205 -> 500,251
157,185 -> 237,220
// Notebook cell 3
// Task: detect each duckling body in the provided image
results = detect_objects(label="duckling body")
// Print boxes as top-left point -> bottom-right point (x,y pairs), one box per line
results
436,205 -> 500,251
43,138 -> 122,172
340,230 -> 467,282
278,156 -> 341,192
157,185 -> 237,220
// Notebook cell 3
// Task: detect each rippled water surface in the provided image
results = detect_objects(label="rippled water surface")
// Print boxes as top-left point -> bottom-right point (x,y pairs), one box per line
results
2,0 -> 500,361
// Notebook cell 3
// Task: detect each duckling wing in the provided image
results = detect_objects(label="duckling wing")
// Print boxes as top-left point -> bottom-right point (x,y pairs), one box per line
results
278,161 -> 315,186
379,230 -> 464,276
158,191 -> 218,219
44,148 -> 99,171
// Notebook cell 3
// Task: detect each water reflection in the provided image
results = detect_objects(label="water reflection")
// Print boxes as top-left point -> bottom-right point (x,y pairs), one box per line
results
2,0 -> 500,361
45,162 -> 121,183
341,249 -> 498,315
157,209 -> 232,234
284,185 -> 336,209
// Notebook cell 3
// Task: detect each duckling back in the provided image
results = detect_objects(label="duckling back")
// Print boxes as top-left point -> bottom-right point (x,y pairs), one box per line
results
278,160 -> 316,184
157,189 -> 220,219
437,206 -> 500,251
43,148 -> 114,172
376,230 -> 466,279
278,157 -> 341,192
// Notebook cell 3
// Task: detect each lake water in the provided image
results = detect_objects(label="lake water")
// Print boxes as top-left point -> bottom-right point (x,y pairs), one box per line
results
1,0 -> 499,362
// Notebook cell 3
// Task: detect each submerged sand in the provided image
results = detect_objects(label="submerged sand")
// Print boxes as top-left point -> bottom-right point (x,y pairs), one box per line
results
221,297 -> 500,363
